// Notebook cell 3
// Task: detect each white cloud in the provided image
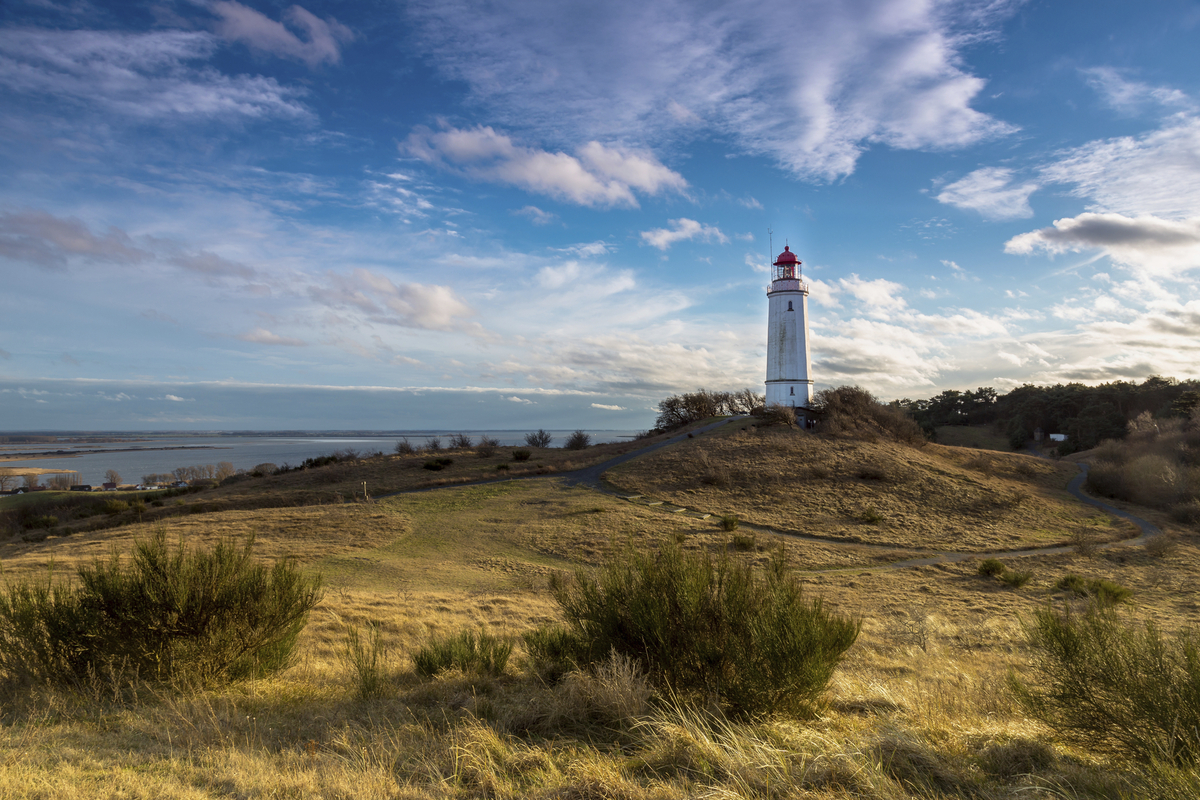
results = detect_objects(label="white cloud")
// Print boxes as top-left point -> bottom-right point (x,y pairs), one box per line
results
936,167 -> 1037,220
513,205 -> 557,225
506,395 -> 534,403
0,209 -> 149,270
164,394 -> 187,401
1005,212 -> 1200,277
0,29 -> 311,121
315,269 -> 479,331
1038,116 -> 1200,219
405,124 -> 686,207
640,218 -> 728,250
997,351 -> 1022,366
209,2 -> 355,67
238,328 -> 306,346
407,0 -> 1016,180
591,403 -> 626,410
1081,67 -> 1194,115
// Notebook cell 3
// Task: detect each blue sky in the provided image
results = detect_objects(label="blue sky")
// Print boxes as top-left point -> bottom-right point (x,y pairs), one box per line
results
1,0 -> 1198,431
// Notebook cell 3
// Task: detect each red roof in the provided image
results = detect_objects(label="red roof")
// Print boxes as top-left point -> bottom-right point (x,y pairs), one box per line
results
774,245 -> 799,265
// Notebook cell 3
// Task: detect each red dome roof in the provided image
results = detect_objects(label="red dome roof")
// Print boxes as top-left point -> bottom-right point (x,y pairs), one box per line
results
773,245 -> 799,266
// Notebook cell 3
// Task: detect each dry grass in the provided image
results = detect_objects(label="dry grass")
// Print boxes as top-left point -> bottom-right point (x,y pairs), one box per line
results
2,427 -> 1200,798
605,425 -> 1124,554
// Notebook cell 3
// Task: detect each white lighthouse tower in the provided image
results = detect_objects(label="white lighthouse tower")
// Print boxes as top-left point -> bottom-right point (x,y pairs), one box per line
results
765,244 -> 812,412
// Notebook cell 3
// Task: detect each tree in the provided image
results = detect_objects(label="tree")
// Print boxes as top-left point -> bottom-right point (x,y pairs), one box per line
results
23,474 -> 40,490
524,429 -> 553,448
0,473 -> 15,492
215,462 -> 236,481
104,469 -> 122,486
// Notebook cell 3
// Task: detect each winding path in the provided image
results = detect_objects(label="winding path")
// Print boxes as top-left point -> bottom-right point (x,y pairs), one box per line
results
384,418 -> 1165,571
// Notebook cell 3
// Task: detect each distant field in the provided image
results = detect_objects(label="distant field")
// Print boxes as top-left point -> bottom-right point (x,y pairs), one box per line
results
0,417 -> 1196,798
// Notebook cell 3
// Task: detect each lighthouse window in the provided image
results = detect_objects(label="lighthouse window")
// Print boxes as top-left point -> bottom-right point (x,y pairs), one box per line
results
787,301 -> 793,311
790,387 -> 794,396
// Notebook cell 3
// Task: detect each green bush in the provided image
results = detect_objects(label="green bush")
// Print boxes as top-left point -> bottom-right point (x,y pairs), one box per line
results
102,499 -> 129,516
1011,603 -> 1200,763
512,449 -> 532,462
422,457 -> 454,471
978,558 -> 1006,577
859,507 -> 883,524
730,533 -> 756,551
1056,574 -> 1132,605
541,542 -> 860,716
522,624 -> 582,683
0,530 -> 322,686
719,514 -> 739,532
413,628 -> 511,678
999,569 -> 1034,588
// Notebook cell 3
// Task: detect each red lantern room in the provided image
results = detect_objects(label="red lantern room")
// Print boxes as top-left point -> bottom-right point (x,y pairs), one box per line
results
773,245 -> 800,281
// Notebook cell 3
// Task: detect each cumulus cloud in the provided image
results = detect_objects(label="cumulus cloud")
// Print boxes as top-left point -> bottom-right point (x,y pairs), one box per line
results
936,167 -> 1038,220
1005,212 -> 1200,276
208,2 -> 355,67
315,269 -> 478,331
640,218 -> 728,250
0,29 -> 311,121
405,124 -> 686,207
407,0 -> 1016,180
238,327 -> 307,346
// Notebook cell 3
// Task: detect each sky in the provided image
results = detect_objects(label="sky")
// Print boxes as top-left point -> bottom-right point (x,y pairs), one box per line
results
1,0 -> 1198,431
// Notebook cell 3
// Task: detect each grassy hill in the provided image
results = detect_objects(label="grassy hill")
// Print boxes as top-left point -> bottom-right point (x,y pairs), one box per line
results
0,418 -> 1197,798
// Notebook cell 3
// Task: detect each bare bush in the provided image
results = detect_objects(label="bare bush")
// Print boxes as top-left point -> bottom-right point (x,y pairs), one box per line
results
524,429 -> 553,448
448,433 -> 473,450
813,386 -> 926,446
476,436 -> 499,458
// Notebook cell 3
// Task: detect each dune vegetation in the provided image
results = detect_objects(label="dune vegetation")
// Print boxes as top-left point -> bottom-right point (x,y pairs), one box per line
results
0,408 -> 1198,798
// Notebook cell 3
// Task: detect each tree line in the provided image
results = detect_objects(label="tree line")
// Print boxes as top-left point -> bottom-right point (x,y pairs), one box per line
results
892,376 -> 1200,452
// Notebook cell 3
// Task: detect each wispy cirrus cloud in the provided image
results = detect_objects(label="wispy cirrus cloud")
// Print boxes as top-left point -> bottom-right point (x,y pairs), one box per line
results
207,2 -> 355,67
407,0 -> 1017,180
0,28 -> 311,122
404,124 -> 687,207
936,167 -> 1038,220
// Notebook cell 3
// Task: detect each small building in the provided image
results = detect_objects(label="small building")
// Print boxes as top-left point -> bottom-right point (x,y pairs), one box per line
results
1049,433 -> 1067,443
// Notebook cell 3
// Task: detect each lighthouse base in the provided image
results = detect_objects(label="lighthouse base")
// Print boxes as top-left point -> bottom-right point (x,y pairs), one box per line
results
765,380 -> 812,409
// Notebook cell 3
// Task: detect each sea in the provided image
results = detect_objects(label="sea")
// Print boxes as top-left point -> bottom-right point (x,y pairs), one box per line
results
0,430 -> 643,486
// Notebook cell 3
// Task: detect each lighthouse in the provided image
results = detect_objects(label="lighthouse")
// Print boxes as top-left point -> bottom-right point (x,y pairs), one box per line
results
764,245 -> 812,412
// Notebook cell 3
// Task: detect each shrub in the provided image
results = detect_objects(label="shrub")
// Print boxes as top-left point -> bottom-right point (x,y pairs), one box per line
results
999,569 -> 1034,588
522,624 -> 582,683
425,437 -> 442,453
564,430 -> 592,450
448,433 -> 473,450
542,542 -> 860,716
813,386 -> 926,446
0,530 -> 321,686
978,558 -> 1006,577
1011,603 -> 1200,763
525,429 -> 553,448
476,436 -> 499,458
423,457 -> 454,471
761,404 -> 796,428
859,507 -> 883,524
730,533 -> 756,551
394,438 -> 415,455
719,514 -> 739,532
102,499 -> 129,516
495,463 -> 509,472
1055,574 -> 1131,605
1170,500 -> 1200,526
512,449 -> 532,462
413,629 -> 511,678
